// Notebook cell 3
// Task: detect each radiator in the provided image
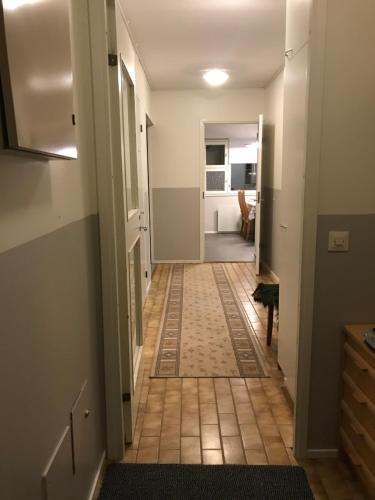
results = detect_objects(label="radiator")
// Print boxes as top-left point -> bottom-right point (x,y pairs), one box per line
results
218,206 -> 241,232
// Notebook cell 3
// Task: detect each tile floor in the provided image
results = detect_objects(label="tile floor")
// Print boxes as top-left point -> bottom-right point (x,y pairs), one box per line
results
122,263 -> 365,500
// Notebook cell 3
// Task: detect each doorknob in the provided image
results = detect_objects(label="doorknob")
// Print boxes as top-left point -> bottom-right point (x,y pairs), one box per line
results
280,224 -> 288,229
285,48 -> 294,59
139,226 -> 148,232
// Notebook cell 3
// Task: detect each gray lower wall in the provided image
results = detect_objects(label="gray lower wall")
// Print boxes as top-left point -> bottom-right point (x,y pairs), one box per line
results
152,187 -> 200,261
308,214 -> 375,450
0,215 -> 105,500
261,187 -> 282,277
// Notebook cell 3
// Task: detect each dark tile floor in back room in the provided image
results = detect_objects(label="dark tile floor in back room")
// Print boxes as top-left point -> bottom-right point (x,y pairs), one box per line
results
122,263 -> 366,500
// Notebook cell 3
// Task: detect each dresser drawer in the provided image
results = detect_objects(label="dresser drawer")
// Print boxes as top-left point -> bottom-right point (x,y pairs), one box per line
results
341,429 -> 375,499
344,343 -> 375,405
341,402 -> 375,476
342,374 -> 375,442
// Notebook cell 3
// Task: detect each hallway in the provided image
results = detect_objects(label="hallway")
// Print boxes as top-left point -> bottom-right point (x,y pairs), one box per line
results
122,264 -> 365,500
205,233 -> 255,262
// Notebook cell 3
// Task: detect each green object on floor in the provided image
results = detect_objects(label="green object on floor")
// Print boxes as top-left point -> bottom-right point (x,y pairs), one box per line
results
253,283 -> 279,307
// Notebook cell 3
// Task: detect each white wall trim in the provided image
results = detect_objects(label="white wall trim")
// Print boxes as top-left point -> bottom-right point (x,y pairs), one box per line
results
88,451 -> 106,500
261,262 -> 279,283
205,231 -> 218,234
153,259 -> 201,264
306,449 -> 339,459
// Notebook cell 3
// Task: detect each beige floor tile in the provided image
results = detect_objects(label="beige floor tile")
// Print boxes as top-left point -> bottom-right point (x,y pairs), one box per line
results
138,436 -> 160,449
222,436 -> 246,464
122,449 -> 137,463
278,424 -> 293,448
245,449 -> 268,465
214,378 -> 231,395
181,413 -> 200,436
181,437 -> 201,464
201,425 -> 221,449
146,393 -> 164,413
160,430 -> 180,450
239,423 -> 264,450
159,449 -> 180,464
141,413 -> 163,436
258,423 -> 281,438
263,436 -> 291,465
165,390 -> 182,405
200,403 -> 218,425
229,378 -> 246,386
203,450 -> 224,465
231,385 -> 250,404
217,394 -> 235,414
235,403 -> 256,425
137,447 -> 159,463
219,414 -> 239,436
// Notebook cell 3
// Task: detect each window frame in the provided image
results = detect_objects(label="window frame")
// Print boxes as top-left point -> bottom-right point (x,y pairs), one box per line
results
205,139 -> 229,168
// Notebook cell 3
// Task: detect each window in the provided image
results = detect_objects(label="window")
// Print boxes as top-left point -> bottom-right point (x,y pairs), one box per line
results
206,170 -> 227,192
205,139 -> 257,194
205,139 -> 229,166
230,163 -> 257,191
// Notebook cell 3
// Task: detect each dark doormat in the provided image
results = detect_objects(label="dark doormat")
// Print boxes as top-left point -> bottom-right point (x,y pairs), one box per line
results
99,464 -> 314,499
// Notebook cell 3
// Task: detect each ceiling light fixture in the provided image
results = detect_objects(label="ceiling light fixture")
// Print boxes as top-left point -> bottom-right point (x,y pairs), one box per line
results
203,69 -> 229,87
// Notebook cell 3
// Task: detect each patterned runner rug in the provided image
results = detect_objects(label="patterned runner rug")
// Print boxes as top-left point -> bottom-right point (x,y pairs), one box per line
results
151,264 -> 267,378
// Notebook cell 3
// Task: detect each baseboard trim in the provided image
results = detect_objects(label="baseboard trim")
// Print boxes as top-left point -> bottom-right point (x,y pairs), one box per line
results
261,261 -> 279,283
306,448 -> 339,459
153,259 -> 201,264
88,451 -> 106,500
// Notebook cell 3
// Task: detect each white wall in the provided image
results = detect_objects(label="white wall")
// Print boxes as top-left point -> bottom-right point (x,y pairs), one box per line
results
149,88 -> 264,260
229,143 -> 258,164
150,89 -> 264,189
205,193 -> 256,233
264,70 -> 284,190
261,69 -> 285,276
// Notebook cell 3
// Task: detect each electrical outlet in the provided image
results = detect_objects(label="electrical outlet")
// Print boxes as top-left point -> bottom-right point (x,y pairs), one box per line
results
328,231 -> 349,252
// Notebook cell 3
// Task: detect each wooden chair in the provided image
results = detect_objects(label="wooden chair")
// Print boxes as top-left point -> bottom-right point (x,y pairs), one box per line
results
237,190 -> 250,239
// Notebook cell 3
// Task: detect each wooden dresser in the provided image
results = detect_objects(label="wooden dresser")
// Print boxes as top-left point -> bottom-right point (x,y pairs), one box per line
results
341,324 -> 375,498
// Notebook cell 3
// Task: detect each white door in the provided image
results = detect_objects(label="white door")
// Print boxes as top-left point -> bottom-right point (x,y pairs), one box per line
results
117,59 -> 144,442
255,114 -> 264,275
135,97 -> 151,303
278,44 -> 309,402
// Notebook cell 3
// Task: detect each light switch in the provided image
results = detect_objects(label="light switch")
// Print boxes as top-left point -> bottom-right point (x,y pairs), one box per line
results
328,231 -> 349,252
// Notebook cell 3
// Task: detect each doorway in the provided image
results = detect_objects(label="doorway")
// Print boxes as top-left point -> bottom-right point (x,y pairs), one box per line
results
202,122 -> 262,267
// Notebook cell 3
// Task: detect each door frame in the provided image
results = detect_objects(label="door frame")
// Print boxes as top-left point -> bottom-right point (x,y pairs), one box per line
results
87,0 -> 148,459
199,120 -> 259,264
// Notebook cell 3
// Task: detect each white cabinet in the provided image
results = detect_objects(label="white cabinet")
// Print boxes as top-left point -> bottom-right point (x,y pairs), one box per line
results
285,0 -> 312,55
0,0 -> 77,159
278,44 -> 310,402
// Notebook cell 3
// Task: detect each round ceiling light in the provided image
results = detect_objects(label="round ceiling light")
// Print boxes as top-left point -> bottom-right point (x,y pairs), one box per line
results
203,69 -> 229,87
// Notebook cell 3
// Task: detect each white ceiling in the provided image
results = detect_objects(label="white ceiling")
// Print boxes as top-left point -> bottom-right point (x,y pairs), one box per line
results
120,0 -> 286,90
205,123 -> 258,147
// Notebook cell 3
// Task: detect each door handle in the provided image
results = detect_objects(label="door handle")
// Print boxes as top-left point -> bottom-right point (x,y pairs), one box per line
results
139,226 -> 148,232
280,224 -> 288,229
285,48 -> 294,59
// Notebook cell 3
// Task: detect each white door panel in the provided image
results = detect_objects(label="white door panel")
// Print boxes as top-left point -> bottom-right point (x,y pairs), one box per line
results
255,114 -> 263,275
115,55 -> 144,444
278,44 -> 309,402
285,0 -> 312,55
